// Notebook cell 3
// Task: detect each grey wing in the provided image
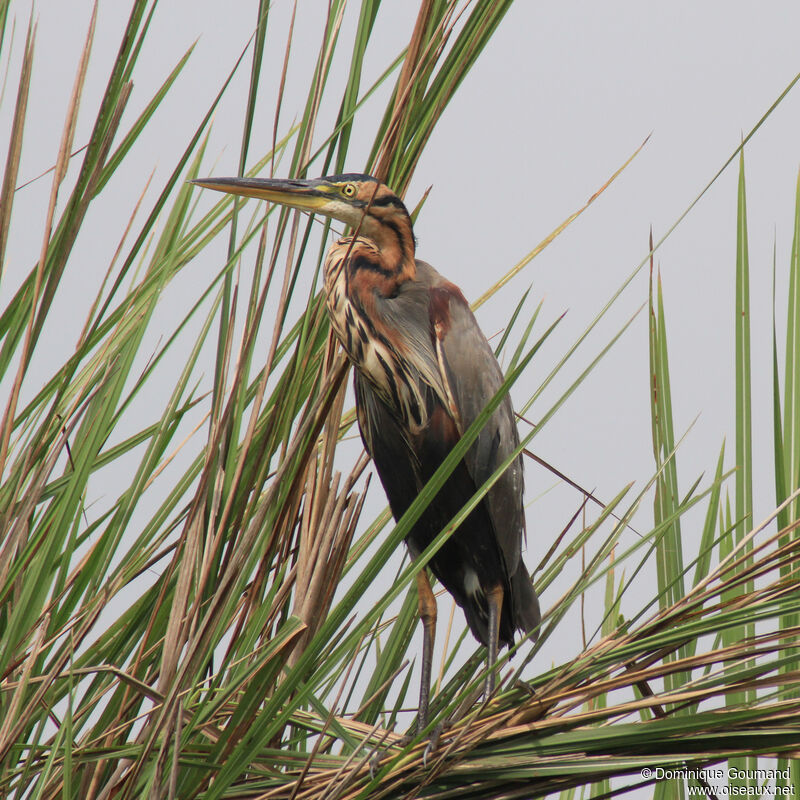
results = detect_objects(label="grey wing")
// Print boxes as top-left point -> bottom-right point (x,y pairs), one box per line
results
372,259 -> 525,574
433,282 -> 526,577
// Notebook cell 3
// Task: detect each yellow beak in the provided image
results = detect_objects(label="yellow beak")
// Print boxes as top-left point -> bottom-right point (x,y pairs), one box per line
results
191,177 -> 330,213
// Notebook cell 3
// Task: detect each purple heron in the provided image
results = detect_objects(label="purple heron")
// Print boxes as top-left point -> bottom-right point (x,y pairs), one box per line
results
193,173 -> 540,731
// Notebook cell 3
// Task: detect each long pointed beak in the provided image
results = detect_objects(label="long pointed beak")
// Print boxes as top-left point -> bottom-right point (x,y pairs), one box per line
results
191,176 -> 329,212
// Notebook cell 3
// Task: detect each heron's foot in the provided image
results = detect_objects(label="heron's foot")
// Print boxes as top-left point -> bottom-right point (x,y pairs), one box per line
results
515,678 -> 537,697
368,735 -> 411,779
422,720 -> 450,767
368,750 -> 383,780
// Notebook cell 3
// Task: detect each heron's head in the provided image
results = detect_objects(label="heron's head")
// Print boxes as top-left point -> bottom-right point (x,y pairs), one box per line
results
192,173 -> 414,254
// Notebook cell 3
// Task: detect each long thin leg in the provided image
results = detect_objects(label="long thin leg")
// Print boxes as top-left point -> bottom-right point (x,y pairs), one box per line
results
416,569 -> 437,734
485,583 -> 504,699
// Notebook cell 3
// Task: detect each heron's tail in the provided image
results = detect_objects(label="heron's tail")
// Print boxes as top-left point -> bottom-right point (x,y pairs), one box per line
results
511,567 -> 540,641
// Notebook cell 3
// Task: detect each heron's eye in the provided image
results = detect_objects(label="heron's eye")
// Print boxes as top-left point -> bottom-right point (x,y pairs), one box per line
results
342,183 -> 357,198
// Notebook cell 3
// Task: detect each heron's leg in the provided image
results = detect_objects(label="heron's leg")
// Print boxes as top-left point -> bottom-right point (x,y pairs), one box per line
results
416,569 -> 437,734
485,583 -> 504,698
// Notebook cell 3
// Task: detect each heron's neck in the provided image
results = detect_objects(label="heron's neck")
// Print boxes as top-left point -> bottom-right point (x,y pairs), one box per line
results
363,218 -> 416,281
322,236 -> 428,434
343,207 -> 416,282
336,237 -> 412,295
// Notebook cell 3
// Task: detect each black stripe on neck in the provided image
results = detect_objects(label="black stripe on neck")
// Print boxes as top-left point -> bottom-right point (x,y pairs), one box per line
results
369,194 -> 408,211
349,252 -> 395,278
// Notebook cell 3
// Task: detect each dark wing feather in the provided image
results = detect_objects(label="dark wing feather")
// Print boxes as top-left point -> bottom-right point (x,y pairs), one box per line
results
420,261 -> 525,577
355,373 -> 421,521
361,259 -> 539,644
356,367 -> 509,645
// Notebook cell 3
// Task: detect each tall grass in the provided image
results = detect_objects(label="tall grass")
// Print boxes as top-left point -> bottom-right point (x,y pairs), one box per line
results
1,3 -> 799,799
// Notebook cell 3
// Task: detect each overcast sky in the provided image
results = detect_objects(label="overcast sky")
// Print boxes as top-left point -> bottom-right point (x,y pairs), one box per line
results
3,2 -> 800,792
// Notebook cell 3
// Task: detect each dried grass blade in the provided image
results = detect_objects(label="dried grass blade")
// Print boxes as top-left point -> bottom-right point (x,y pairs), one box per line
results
0,6 -> 98,475
0,17 -> 34,280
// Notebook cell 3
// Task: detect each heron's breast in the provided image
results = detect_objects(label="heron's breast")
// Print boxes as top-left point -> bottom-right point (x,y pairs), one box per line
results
324,250 -> 427,433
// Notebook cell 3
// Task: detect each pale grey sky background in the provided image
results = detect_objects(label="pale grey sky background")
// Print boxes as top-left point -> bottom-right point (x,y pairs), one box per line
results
3,1 -> 800,794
